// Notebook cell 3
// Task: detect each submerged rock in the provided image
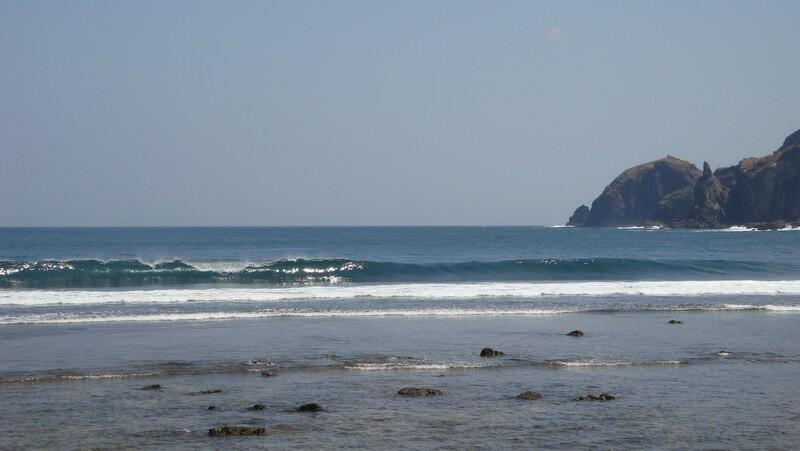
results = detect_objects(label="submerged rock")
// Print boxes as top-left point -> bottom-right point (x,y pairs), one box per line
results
668,320 -> 682,324
195,389 -> 223,395
247,404 -> 266,411
516,391 -> 543,400
397,387 -> 443,397
480,347 -> 505,357
577,393 -> 615,401
297,403 -> 323,412
260,371 -> 275,378
566,330 -> 585,337
140,384 -> 162,390
208,426 -> 266,436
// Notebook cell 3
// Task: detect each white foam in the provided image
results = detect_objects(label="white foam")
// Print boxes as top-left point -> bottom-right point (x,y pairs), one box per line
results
0,308 -> 571,325
758,304 -> 800,311
3,280 -> 800,307
547,359 -> 684,367
719,304 -> 800,311
60,373 -> 157,380
344,362 -> 489,371
702,226 -> 760,232
695,225 -> 800,232
3,302 -> 800,325
183,261 -> 256,273
728,225 -> 759,232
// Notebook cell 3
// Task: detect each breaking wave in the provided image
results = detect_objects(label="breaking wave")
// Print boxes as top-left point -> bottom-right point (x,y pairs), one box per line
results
1,257 -> 797,288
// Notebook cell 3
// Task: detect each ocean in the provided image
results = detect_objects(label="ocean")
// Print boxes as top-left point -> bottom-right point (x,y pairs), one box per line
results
1,226 -> 799,449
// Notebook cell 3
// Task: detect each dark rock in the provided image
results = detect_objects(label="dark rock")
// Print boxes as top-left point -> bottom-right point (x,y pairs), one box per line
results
208,426 -> 266,436
260,371 -> 275,378
667,161 -> 728,228
667,320 -> 682,324
566,330 -> 584,337
516,391 -> 543,400
567,205 -> 590,227
397,387 -> 443,397
140,384 -> 162,390
247,404 -> 266,411
297,403 -> 323,412
571,128 -> 800,228
195,389 -> 222,395
691,162 -> 728,226
784,128 -> 800,148
480,347 -> 505,357
577,393 -> 615,401
583,156 -> 702,227
741,221 -> 800,231
721,132 -> 800,224
654,186 -> 694,224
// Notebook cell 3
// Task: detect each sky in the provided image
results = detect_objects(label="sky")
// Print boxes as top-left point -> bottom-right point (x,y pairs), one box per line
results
1,0 -> 799,226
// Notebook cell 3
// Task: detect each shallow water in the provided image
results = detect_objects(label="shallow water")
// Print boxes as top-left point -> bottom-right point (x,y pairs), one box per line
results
1,227 -> 799,448
2,313 -> 799,449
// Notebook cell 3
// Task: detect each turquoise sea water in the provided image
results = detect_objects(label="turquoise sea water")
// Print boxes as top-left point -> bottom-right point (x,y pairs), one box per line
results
1,227 -> 799,448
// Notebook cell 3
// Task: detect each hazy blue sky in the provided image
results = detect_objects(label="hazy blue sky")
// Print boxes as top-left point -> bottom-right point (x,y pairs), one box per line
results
1,0 -> 798,226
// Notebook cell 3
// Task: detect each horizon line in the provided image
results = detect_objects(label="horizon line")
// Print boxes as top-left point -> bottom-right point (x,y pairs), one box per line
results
0,224 -> 560,229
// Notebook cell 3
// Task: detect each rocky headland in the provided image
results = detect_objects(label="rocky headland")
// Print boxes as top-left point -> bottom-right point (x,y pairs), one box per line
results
567,128 -> 800,229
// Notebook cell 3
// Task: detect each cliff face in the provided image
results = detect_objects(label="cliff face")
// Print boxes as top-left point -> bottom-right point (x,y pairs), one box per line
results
666,162 -> 729,228
582,156 -> 702,227
568,128 -> 800,228
717,138 -> 800,224
566,205 -> 590,227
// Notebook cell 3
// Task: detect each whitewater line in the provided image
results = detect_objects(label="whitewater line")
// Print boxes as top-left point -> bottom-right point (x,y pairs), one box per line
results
2,280 -> 800,306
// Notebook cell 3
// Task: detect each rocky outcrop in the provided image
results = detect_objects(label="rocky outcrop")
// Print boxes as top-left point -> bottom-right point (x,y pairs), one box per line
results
194,389 -> 222,395
582,156 -> 702,227
566,330 -> 584,337
568,128 -> 800,229
669,162 -> 728,228
208,426 -> 266,436
577,393 -> 615,401
717,136 -> 800,224
566,205 -> 590,227
297,403 -> 323,412
480,347 -> 505,357
516,391 -> 543,400
397,387 -> 443,397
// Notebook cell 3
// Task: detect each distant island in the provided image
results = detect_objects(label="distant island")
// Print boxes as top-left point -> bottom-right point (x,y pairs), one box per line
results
567,128 -> 800,230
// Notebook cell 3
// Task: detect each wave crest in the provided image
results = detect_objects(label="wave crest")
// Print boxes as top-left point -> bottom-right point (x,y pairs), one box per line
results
1,257 -> 796,288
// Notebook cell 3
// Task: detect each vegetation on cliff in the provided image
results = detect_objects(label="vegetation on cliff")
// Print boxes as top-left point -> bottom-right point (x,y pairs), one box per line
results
568,128 -> 800,229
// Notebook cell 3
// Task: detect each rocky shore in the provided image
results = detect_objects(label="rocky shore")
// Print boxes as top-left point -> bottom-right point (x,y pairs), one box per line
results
567,128 -> 800,229
187,339 -> 628,437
